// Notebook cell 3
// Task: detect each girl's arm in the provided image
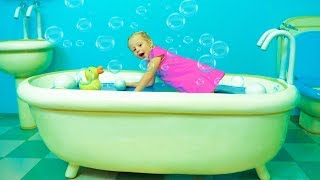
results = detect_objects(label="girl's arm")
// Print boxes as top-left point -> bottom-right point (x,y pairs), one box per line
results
134,56 -> 162,92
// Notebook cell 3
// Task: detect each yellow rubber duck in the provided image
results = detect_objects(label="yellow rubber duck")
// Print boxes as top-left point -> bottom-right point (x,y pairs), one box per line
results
79,66 -> 104,90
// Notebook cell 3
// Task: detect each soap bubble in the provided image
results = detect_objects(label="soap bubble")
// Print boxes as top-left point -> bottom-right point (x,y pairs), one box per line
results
130,22 -> 139,29
165,36 -> 174,44
179,0 -> 198,17
96,36 -> 115,52
167,47 -> 178,58
108,17 -> 124,30
166,13 -> 185,31
75,40 -> 84,47
199,33 -> 214,47
160,64 -> 170,71
76,18 -> 92,32
197,54 -> 216,73
195,77 -> 205,86
231,76 -> 245,87
139,60 -> 154,72
64,0 -> 84,8
183,36 -> 193,44
210,41 -> 229,59
44,26 -> 64,44
196,47 -> 201,52
107,59 -> 122,74
62,40 -> 72,48
136,6 -> 147,16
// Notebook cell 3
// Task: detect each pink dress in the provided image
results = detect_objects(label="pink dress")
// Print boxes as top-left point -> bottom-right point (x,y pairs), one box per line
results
149,46 -> 225,93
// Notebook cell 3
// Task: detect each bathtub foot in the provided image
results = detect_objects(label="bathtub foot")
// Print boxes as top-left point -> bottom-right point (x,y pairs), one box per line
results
65,163 -> 80,179
256,165 -> 270,180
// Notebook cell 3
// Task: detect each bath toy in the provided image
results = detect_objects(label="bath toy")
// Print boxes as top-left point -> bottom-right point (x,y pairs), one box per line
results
53,75 -> 77,89
245,83 -> 267,94
114,79 -> 126,91
79,66 -> 104,90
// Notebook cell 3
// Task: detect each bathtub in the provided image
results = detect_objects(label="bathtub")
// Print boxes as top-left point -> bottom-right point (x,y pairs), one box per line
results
17,70 -> 299,179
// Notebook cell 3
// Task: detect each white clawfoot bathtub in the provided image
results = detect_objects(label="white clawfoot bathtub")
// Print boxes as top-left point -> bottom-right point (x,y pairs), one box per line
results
17,70 -> 299,180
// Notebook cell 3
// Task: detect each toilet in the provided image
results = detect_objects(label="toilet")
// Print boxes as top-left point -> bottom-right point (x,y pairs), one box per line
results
278,16 -> 320,134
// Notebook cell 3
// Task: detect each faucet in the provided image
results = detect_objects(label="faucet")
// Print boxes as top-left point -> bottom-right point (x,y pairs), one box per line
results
257,29 -> 296,84
26,1 -> 42,39
14,2 -> 29,39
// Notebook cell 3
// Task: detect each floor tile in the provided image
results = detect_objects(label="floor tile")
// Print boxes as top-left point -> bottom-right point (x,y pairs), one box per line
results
285,129 -> 315,143
164,174 -> 193,180
28,132 -> 43,141
76,168 -> 118,180
0,126 -> 11,135
0,140 -> 25,157
288,120 -> 300,129
298,161 -> 320,180
284,143 -> 320,162
306,133 -> 320,144
119,172 -> 164,180
22,159 -> 67,180
45,152 -> 59,159
0,116 -> 19,127
271,147 -> 294,161
266,161 -> 309,179
6,140 -> 50,158
0,157 -> 41,180
0,126 -> 38,140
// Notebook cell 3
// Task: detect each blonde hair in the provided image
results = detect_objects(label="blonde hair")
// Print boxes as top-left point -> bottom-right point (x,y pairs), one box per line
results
128,31 -> 153,47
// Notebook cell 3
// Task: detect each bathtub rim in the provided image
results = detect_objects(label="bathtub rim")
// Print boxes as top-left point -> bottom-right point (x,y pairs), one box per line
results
18,70 -> 300,115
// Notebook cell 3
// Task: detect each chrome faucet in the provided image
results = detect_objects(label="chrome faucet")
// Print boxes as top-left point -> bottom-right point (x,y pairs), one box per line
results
26,1 -> 43,39
257,29 -> 296,85
14,2 -> 29,39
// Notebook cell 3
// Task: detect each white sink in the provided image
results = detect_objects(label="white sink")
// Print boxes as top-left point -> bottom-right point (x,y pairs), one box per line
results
0,39 -> 54,78
0,39 -> 54,129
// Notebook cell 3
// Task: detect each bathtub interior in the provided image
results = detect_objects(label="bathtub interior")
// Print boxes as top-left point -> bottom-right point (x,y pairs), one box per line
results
28,70 -> 288,94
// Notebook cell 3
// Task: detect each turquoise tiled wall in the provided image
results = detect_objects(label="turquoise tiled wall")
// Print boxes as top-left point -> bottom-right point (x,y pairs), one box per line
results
1,0 -> 320,113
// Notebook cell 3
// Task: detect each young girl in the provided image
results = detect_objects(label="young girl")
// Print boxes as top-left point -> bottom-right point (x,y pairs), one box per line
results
126,31 -> 225,93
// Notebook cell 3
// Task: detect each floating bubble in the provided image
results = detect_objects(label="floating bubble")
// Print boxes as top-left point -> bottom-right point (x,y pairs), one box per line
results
160,64 -> 170,71
183,35 -> 193,44
139,60 -> 154,72
130,22 -> 139,29
108,17 -> 124,30
230,76 -> 245,87
199,33 -> 214,47
195,77 -> 205,86
197,54 -> 216,73
166,13 -> 185,31
44,26 -> 64,44
136,6 -> 147,16
96,36 -> 115,52
196,47 -> 202,52
62,40 -> 72,48
64,0 -> 84,8
165,36 -> 174,44
210,41 -> 229,59
179,0 -> 198,17
165,5 -> 171,10
107,60 -> 122,74
76,18 -> 92,32
167,47 -> 178,58
75,40 -> 84,47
